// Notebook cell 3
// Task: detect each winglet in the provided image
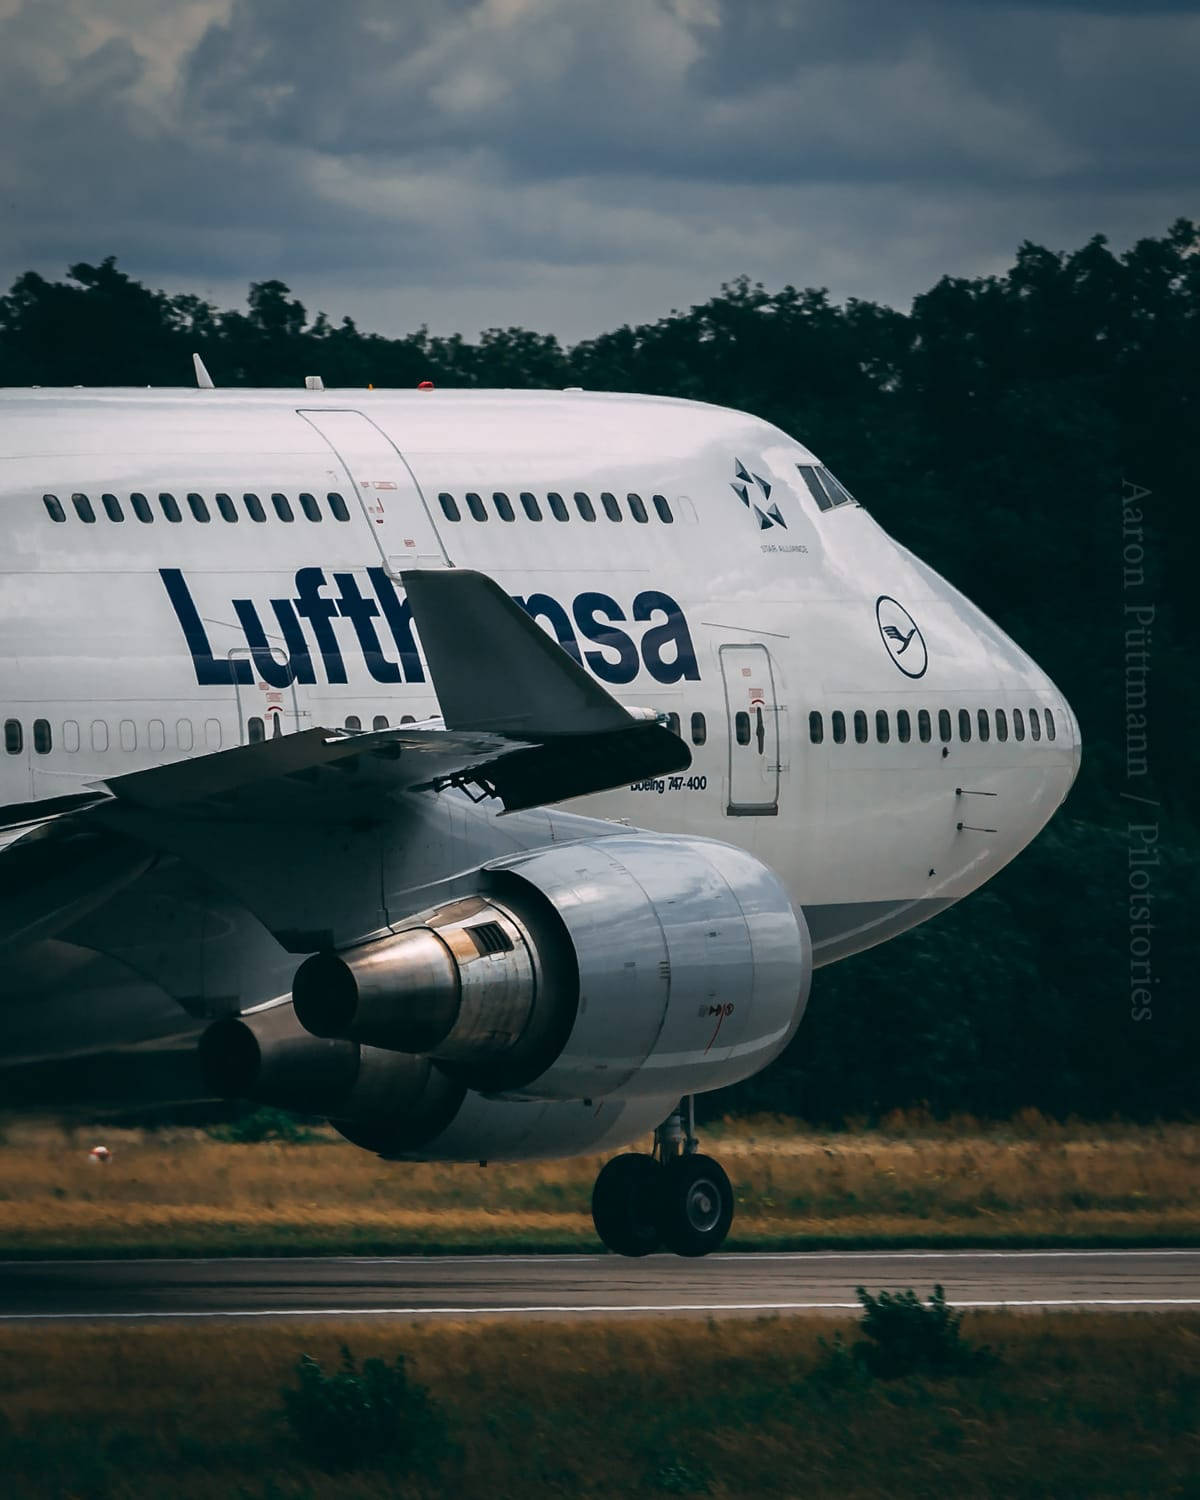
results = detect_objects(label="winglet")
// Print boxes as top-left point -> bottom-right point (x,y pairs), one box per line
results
401,569 -> 638,737
192,353 -> 215,389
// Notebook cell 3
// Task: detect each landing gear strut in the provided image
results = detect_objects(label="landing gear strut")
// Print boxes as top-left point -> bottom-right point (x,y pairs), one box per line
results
590,1098 -> 734,1258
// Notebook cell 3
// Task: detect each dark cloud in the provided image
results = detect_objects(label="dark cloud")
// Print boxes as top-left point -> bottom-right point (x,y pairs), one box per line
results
0,0 -> 1196,340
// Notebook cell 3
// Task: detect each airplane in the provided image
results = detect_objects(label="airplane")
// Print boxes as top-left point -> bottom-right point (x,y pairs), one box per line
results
0,381 -> 1080,1257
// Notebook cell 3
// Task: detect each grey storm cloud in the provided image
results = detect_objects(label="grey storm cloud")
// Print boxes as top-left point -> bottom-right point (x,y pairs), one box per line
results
1,0 -> 1198,340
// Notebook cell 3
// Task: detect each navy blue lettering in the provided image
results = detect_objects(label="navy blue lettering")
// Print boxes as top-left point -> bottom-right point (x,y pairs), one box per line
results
333,572 -> 401,683
514,593 -> 584,665
160,568 -> 252,685
572,592 -> 639,685
231,598 -> 316,687
634,590 -> 700,684
367,568 -> 426,683
293,567 -> 347,684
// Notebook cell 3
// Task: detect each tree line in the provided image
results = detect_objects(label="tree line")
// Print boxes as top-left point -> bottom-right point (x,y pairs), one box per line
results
1,225 -> 1195,1122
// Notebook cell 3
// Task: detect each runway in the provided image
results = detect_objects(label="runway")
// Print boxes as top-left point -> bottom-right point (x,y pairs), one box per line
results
1,1248 -> 1197,1322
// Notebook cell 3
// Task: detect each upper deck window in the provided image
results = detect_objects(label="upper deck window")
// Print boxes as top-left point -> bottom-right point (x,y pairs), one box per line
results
243,493 -> 266,523
187,492 -> 211,523
548,492 -> 569,521
439,493 -> 461,522
72,493 -> 96,523
215,493 -> 238,522
466,492 -> 487,521
520,492 -> 542,521
493,492 -> 516,522
271,493 -> 294,523
299,492 -> 321,522
43,494 -> 66,523
327,492 -> 351,521
159,493 -> 182,523
652,494 -> 673,523
574,492 -> 596,522
131,492 -> 152,522
601,492 -> 622,522
101,493 -> 124,522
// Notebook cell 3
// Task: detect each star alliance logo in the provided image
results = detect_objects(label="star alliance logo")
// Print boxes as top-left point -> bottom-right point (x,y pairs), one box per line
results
731,458 -> 787,530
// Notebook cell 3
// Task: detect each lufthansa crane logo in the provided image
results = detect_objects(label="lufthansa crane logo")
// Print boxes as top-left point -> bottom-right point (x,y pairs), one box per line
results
875,596 -> 928,678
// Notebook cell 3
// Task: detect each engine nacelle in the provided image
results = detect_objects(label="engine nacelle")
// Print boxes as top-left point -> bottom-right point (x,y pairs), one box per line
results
293,834 -> 810,1103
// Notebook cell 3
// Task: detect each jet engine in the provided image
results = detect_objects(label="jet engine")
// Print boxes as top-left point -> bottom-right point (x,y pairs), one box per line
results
293,834 -> 810,1103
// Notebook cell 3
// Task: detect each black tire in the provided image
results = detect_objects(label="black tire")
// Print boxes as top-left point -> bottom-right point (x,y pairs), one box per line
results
658,1153 -> 734,1258
591,1153 -> 662,1257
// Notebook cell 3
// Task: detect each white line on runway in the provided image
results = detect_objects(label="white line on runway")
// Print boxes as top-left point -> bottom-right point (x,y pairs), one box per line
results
4,1296 -> 1200,1323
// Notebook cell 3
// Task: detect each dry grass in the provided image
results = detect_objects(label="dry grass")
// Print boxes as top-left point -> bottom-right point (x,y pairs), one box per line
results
0,1112 -> 1197,1256
1,1311 -> 1198,1496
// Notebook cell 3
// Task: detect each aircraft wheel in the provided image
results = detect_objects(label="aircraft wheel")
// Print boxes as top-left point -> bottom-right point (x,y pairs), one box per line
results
658,1153 -> 734,1258
591,1153 -> 662,1257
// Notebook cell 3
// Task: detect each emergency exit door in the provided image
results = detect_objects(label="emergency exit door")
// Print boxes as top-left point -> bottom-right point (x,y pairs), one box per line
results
298,408 -> 449,576
720,644 -> 780,816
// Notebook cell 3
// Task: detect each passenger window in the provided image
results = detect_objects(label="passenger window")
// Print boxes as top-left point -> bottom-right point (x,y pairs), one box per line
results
520,492 -> 542,521
92,720 -> 109,752
63,720 -> 80,753
875,710 -> 890,744
4,719 -> 22,754
72,493 -> 96,523
215,493 -> 238,522
148,719 -> 166,751
131,492 -> 153,522
373,715 -> 389,731
159,492 -> 182,522
243,493 -> 266,523
176,719 -> 194,750
247,716 -> 265,744
1029,709 -> 1041,741
691,711 -> 706,746
628,494 -> 649,523
439,493 -> 461,522
493,492 -> 516,522
1044,708 -> 1056,741
897,709 -> 911,743
918,709 -> 931,743
400,714 -> 416,724
797,465 -> 835,512
832,710 -> 846,744
601,492 -> 622,522
735,711 -> 751,746
548,492 -> 569,521
665,712 -> 681,736
299,492 -> 322,522
938,709 -> 952,742
120,720 -> 137,752
32,719 -> 51,754
204,719 -> 222,749
466,492 -> 487,521
809,710 -> 824,744
345,715 -> 362,731
1013,708 -> 1026,741
977,709 -> 990,742
854,710 -> 868,744
958,709 -> 972,743
101,493 -> 124,522
996,709 -> 1009,742
327,493 -> 351,521
574,492 -> 596,522
187,492 -> 211,523
652,494 -> 673,523
271,493 -> 294,522
43,494 -> 66,523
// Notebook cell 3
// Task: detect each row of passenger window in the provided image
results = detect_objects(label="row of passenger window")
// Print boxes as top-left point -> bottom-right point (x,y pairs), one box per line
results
796,465 -> 858,513
438,490 -> 674,526
808,706 -> 1058,746
43,491 -> 352,525
4,716 -> 216,755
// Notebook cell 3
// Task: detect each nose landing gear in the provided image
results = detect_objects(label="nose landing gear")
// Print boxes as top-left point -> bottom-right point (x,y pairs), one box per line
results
590,1098 -> 734,1258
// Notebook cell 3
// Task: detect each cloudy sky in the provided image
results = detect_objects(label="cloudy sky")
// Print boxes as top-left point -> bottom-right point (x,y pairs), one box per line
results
1,0 -> 1197,340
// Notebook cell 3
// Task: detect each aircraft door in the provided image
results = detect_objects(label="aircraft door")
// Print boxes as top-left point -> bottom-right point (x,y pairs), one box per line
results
297,408 -> 450,577
230,649 -> 305,745
720,643 -> 780,816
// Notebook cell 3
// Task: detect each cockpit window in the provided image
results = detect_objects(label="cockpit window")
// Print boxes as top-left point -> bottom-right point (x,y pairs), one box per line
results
796,463 -> 859,512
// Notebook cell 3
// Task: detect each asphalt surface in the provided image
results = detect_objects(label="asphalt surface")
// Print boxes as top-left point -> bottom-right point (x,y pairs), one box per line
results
1,1249 -> 1197,1322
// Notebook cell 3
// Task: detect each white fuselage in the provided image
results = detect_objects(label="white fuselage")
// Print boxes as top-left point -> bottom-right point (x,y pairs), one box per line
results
0,387 -> 1079,973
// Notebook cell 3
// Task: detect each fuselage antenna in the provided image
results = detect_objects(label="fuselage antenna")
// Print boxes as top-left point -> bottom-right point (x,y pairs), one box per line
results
192,353 -> 215,389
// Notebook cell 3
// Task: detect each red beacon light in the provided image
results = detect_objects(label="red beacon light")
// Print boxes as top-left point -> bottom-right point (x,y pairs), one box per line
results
418,380 -> 435,391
